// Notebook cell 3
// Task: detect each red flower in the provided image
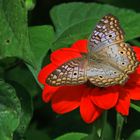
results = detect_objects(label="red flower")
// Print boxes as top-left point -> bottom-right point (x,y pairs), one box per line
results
38,40 -> 140,123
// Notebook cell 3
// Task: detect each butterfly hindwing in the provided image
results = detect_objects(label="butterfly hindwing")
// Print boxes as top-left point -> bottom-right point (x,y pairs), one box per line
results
87,61 -> 128,87
93,42 -> 139,74
46,57 -> 88,86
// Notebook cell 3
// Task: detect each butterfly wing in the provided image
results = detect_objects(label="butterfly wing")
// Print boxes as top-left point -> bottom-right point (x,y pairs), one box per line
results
89,14 -> 124,52
46,57 -> 88,86
87,14 -> 139,86
94,42 -> 139,74
87,61 -> 128,87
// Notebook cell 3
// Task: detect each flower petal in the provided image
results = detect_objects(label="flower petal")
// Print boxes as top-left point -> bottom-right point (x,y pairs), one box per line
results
127,85 -> 140,100
51,85 -> 85,114
124,67 -> 140,100
38,63 -> 57,84
115,90 -> 130,115
71,40 -> 88,53
80,93 -> 103,123
51,39 -> 88,65
42,84 -> 60,103
90,87 -> 119,110
126,66 -> 140,86
133,46 -> 140,61
51,48 -> 82,66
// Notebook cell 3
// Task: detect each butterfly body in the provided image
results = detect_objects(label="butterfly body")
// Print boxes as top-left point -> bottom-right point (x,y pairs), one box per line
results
46,14 -> 139,87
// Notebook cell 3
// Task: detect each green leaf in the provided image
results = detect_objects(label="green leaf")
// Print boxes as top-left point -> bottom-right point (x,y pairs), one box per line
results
115,113 -> 124,140
5,64 -> 40,97
83,112 -> 113,140
12,82 -> 33,140
131,103 -> 140,112
130,39 -> 140,47
55,132 -> 88,140
28,25 -> 55,84
0,80 -> 21,140
82,127 -> 100,140
50,2 -> 140,50
128,130 -> 140,140
0,0 -> 34,65
101,123 -> 113,140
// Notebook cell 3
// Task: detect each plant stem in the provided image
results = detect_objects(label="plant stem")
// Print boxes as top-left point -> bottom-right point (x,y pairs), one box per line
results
91,111 -> 108,140
115,113 -> 125,140
100,111 -> 107,140
83,111 -> 108,140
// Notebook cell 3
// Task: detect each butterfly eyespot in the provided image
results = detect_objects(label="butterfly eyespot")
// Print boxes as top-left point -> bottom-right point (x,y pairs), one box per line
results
122,62 -> 125,65
120,51 -> 124,54
99,76 -> 103,78
108,34 -> 112,38
74,73 -> 77,75
114,72 -> 117,74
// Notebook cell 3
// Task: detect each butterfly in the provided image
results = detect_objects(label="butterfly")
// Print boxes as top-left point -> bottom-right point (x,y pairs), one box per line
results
46,14 -> 139,87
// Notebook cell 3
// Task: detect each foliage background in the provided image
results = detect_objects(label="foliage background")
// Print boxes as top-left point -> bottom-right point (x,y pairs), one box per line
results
1,0 -> 140,140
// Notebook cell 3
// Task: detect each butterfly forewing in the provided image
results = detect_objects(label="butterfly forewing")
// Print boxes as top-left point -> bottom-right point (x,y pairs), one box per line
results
46,58 -> 88,86
89,14 -> 124,52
